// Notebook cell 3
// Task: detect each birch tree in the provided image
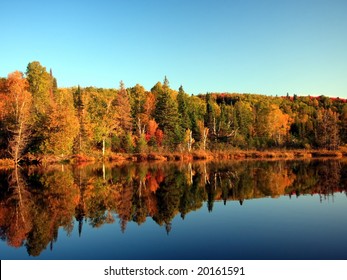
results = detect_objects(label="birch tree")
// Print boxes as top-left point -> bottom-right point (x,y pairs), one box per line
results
3,71 -> 32,163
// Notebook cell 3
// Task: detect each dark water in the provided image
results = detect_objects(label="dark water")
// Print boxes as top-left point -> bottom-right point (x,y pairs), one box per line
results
0,159 -> 346,260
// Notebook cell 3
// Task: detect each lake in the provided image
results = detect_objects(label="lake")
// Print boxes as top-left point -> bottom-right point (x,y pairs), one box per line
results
0,159 -> 346,260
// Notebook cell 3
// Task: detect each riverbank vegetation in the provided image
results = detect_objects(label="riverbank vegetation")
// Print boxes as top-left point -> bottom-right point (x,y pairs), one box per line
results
1,61 -> 347,165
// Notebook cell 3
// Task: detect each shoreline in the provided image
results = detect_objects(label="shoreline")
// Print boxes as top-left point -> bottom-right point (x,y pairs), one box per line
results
1,149 -> 347,168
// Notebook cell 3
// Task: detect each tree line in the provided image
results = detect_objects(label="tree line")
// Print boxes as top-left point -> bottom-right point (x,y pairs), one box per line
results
1,61 -> 346,162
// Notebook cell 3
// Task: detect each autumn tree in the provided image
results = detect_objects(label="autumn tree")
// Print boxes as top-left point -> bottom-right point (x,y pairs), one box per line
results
339,104 -> 347,144
116,81 -> 132,134
197,120 -> 209,150
129,83 -> 148,136
253,102 -> 292,147
26,61 -> 53,114
86,88 -> 120,156
26,61 -> 55,153
129,84 -> 146,116
151,81 -> 163,99
2,71 -> 32,163
0,83 -> 7,155
111,81 -> 133,152
267,104 -> 292,146
289,99 -> 316,148
184,128 -> 195,152
40,88 -> 79,156
315,108 -> 340,150
146,119 -> 160,147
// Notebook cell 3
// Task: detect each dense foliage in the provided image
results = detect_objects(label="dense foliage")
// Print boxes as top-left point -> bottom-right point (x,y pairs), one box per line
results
1,61 -> 346,161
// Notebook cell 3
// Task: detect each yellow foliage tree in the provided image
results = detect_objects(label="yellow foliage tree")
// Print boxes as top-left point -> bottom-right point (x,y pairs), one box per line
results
268,104 -> 292,145
4,71 -> 32,162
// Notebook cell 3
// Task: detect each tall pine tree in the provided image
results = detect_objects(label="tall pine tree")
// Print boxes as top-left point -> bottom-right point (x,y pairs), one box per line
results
177,85 -> 191,130
154,78 -> 182,149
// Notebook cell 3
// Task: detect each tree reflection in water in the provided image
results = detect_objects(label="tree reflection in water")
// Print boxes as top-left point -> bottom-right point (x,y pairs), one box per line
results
0,159 -> 346,256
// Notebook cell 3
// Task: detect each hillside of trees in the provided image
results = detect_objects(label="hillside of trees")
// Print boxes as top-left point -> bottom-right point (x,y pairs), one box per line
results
1,61 -> 347,164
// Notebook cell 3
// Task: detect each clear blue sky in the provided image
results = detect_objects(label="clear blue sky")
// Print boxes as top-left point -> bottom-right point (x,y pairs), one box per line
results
1,0 -> 347,97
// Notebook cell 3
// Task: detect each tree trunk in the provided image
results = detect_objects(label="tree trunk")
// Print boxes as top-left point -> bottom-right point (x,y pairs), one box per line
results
102,137 -> 106,157
187,129 -> 194,152
202,128 -> 209,150
102,162 -> 106,182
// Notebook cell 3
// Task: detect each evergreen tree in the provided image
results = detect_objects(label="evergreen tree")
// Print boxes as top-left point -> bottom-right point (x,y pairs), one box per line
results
73,86 -> 90,154
205,93 -> 216,137
234,100 -> 254,147
177,85 -> 191,130
163,75 -> 169,89
154,78 -> 182,149
50,68 -> 58,95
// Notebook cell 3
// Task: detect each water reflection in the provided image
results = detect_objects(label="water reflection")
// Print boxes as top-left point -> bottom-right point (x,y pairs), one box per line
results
0,160 -> 346,257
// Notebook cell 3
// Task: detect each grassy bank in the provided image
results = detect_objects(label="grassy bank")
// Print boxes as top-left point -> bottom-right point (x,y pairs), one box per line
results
103,148 -> 346,163
123,149 -> 345,162
1,148 -> 347,167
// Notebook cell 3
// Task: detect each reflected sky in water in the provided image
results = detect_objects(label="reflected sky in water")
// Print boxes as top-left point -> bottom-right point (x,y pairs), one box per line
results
0,160 -> 347,260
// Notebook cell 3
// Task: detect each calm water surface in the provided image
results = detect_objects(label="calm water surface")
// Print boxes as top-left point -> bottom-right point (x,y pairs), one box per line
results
0,159 -> 346,260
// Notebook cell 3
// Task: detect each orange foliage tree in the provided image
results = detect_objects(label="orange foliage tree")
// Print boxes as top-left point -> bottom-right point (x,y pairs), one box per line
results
3,71 -> 32,162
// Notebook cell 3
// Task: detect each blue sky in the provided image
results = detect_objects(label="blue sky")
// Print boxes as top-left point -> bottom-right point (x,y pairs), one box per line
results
1,0 -> 347,97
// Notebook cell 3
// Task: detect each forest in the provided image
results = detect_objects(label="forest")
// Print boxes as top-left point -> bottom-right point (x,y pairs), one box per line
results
1,61 -> 347,164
